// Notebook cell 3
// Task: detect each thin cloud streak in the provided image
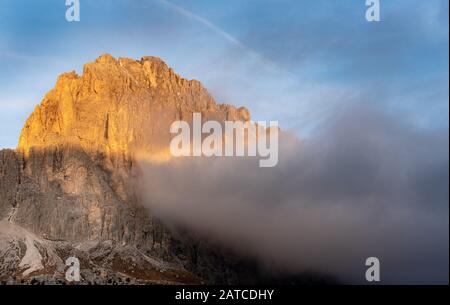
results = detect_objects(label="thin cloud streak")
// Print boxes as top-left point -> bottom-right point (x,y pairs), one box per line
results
158,0 -> 297,80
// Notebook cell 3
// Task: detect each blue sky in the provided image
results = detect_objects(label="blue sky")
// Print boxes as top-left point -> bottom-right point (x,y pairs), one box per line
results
0,0 -> 448,148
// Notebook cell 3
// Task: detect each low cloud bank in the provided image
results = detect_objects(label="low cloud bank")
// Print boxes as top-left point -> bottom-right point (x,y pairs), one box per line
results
138,105 -> 449,284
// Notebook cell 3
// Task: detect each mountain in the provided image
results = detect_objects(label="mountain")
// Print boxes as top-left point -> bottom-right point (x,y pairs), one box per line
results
0,54 -> 257,284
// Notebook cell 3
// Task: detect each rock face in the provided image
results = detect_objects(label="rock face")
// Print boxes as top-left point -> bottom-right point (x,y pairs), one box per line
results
19,54 -> 249,156
0,54 -> 255,284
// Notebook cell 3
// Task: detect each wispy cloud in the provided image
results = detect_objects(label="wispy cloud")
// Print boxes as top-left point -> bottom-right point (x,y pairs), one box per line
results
139,104 -> 449,284
158,0 -> 297,80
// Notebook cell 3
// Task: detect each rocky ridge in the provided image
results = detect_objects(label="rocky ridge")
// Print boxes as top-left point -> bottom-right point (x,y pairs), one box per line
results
0,54 -> 256,284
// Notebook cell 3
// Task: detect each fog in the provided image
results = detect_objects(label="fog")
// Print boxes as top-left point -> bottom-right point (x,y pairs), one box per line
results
138,105 -> 449,284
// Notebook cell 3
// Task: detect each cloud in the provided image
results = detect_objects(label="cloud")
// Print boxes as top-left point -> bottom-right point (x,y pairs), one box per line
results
138,104 -> 449,284
157,0 -> 296,80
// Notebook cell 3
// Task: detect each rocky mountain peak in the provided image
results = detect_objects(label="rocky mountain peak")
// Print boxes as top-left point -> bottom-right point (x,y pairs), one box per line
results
18,54 -> 250,158
1,55 -> 254,284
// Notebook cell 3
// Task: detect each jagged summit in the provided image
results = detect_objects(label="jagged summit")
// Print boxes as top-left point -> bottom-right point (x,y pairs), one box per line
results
18,54 -> 250,156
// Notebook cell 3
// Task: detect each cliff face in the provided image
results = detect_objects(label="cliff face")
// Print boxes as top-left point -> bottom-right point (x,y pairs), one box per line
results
19,54 -> 249,156
0,54 -> 254,284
